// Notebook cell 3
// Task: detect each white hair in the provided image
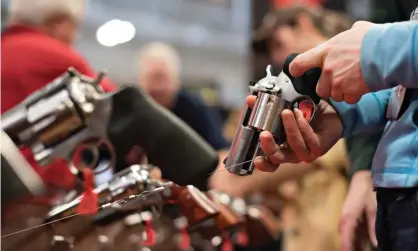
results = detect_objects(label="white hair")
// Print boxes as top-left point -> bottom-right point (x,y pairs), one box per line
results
137,42 -> 181,77
8,0 -> 85,25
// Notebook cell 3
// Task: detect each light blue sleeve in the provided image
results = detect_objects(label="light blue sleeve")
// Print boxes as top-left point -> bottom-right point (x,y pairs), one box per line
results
361,21 -> 418,91
330,89 -> 391,137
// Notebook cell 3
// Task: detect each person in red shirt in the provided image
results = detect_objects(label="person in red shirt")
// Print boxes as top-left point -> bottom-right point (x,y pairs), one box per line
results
1,0 -> 117,192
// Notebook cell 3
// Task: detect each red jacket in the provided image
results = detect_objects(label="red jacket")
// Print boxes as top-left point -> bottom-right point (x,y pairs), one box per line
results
1,25 -> 117,190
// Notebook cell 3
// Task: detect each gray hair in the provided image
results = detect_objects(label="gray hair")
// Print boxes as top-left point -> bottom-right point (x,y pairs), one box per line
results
136,42 -> 181,77
8,0 -> 85,25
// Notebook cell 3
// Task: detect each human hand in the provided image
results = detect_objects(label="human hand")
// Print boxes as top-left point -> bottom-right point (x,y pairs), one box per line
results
209,150 -> 249,198
246,96 -> 343,172
289,21 -> 376,104
339,170 -> 377,250
209,171 -> 247,198
150,167 -> 162,180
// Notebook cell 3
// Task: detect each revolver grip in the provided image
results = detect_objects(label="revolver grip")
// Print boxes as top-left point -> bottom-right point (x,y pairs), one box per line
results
106,87 -> 219,190
282,53 -> 322,105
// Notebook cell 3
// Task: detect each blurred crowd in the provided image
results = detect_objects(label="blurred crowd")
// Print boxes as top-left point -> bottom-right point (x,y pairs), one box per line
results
1,0 -> 417,251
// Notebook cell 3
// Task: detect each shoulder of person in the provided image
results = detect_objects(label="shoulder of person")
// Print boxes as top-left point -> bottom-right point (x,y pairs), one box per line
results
176,90 -> 208,109
5,26 -> 88,68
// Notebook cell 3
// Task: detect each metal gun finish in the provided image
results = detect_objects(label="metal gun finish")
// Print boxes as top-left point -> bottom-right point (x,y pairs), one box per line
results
225,54 -> 322,176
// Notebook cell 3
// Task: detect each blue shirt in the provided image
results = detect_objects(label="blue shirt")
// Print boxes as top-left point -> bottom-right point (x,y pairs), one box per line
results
331,21 -> 418,188
171,91 -> 230,151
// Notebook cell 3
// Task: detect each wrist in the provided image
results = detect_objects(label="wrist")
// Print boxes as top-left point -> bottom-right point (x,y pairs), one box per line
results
351,170 -> 372,183
325,100 -> 345,138
327,99 -> 355,138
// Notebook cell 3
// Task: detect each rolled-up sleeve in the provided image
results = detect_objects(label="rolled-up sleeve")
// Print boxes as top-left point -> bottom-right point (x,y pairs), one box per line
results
361,21 -> 418,91
330,89 -> 391,137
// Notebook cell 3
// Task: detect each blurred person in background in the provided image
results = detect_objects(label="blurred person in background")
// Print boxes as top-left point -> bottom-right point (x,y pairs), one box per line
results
136,42 -> 231,173
339,132 -> 382,251
214,5 -> 352,251
1,0 -> 116,194
253,5 -> 352,67
253,5 -> 383,251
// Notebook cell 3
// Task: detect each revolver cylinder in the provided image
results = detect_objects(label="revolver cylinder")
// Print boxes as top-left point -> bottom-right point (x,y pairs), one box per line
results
1,69 -> 104,167
249,92 -> 284,132
225,91 -> 285,176
225,54 -> 322,176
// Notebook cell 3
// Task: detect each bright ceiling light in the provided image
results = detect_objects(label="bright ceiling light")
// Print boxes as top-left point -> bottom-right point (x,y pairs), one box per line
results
96,19 -> 136,47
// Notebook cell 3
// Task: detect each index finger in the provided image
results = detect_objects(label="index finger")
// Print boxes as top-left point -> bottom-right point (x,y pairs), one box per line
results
289,45 -> 326,77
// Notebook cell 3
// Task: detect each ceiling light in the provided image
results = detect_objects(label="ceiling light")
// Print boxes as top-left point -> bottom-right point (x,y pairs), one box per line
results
96,19 -> 136,47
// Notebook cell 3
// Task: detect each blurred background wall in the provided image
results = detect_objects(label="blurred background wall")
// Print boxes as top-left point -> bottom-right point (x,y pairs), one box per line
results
2,0 -> 252,110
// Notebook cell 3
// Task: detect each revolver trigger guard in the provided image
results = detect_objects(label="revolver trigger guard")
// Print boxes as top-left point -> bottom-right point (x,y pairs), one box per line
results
291,96 -> 317,123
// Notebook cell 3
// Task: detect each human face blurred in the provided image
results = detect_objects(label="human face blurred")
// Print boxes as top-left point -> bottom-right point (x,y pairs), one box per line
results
269,26 -> 299,66
41,16 -> 79,45
269,25 -> 319,66
42,13 -> 81,45
138,61 -> 179,108
56,20 -> 79,45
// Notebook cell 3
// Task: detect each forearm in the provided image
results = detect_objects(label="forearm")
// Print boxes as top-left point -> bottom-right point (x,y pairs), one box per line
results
209,160 -> 316,197
237,162 -> 317,195
330,89 -> 391,137
362,21 -> 418,90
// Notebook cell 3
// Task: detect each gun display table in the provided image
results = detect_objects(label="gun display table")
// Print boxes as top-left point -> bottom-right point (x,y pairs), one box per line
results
1,165 -> 280,251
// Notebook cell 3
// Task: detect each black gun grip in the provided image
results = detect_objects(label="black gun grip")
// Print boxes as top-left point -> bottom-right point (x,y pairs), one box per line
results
282,53 -> 321,104
107,87 -> 219,190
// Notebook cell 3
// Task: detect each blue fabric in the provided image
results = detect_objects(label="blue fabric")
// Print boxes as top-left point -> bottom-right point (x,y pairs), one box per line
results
361,21 -> 418,91
331,91 -> 390,137
331,21 -> 418,188
171,91 -> 230,151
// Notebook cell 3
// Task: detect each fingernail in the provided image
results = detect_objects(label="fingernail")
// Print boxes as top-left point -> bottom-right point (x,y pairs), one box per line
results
289,62 -> 299,76
293,108 -> 302,116
254,157 -> 263,163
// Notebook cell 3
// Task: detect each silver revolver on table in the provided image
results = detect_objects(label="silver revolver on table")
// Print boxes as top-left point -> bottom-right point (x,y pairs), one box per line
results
225,54 -> 322,176
1,68 -> 218,187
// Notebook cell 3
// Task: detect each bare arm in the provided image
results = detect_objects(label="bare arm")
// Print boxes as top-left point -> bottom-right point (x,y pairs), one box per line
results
237,162 -> 319,195
209,160 -> 318,197
210,140 -> 348,197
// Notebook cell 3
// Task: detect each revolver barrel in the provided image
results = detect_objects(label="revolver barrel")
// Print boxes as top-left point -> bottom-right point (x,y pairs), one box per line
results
225,90 -> 284,176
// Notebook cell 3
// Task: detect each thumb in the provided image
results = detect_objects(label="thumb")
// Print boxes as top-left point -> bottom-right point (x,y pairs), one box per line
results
289,45 -> 325,77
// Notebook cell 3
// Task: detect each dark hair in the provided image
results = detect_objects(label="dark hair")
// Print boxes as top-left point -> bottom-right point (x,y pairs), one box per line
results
272,5 -> 354,37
